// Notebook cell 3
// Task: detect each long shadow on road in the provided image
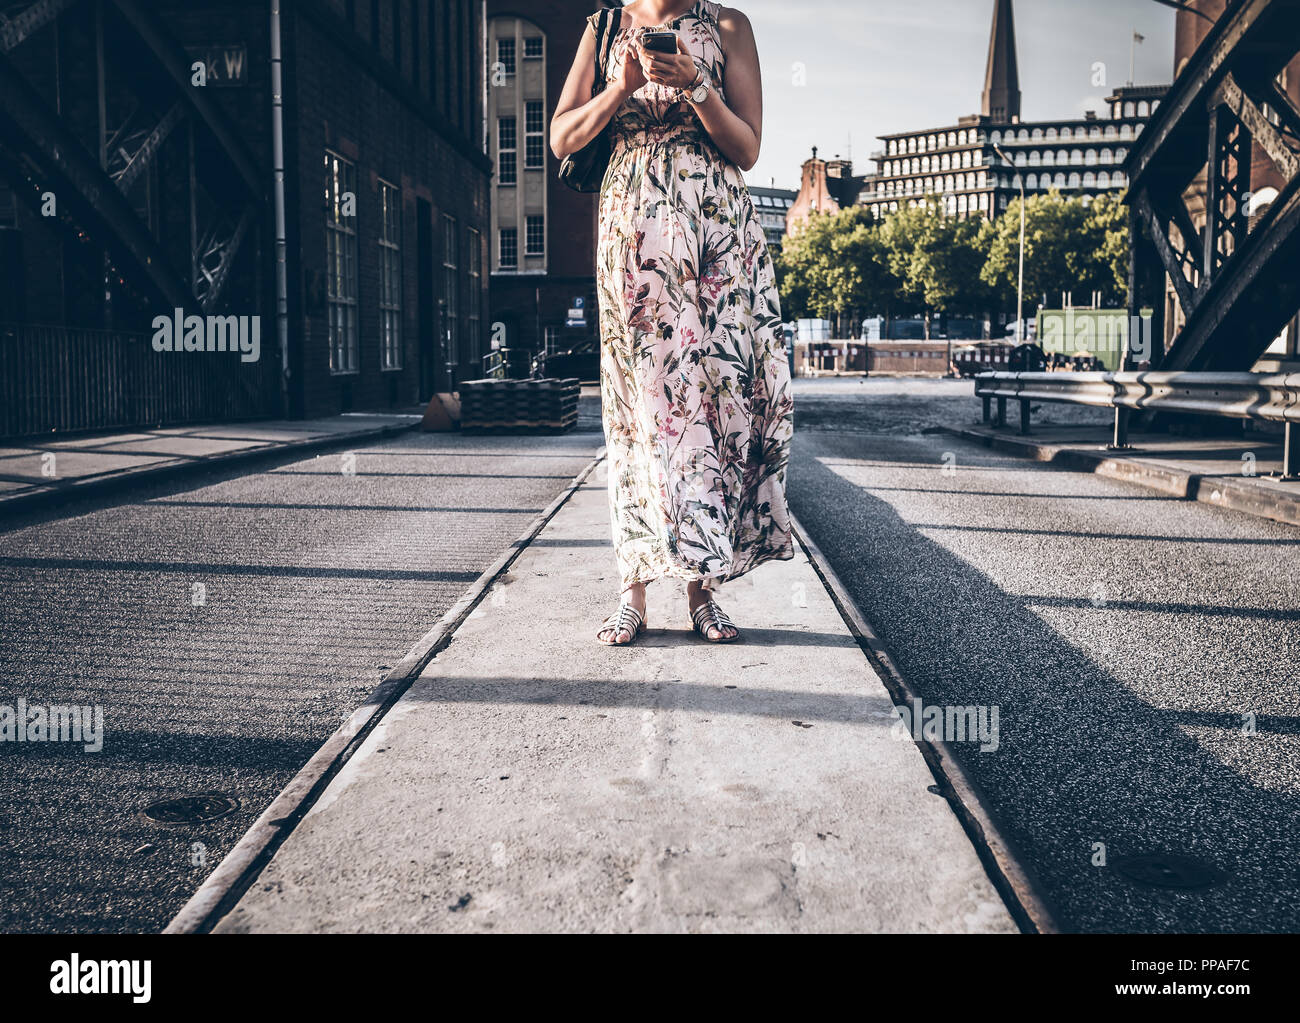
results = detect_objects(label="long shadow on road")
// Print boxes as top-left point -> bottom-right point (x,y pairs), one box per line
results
791,441 -> 1300,934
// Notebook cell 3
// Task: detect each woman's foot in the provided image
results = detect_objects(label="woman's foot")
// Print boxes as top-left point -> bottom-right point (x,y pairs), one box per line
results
687,581 -> 739,642
597,583 -> 648,645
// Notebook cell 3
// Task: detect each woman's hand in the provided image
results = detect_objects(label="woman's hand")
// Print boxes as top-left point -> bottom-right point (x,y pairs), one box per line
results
639,34 -> 699,91
616,42 -> 648,97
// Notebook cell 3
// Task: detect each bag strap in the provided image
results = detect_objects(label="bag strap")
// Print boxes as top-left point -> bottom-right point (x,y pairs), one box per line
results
591,7 -> 621,95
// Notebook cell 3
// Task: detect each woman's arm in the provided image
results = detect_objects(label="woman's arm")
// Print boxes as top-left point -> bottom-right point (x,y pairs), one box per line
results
639,7 -> 763,171
550,23 -> 646,160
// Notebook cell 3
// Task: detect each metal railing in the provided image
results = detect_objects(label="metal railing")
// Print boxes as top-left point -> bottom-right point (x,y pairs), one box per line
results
974,370 -> 1300,478
0,322 -> 272,438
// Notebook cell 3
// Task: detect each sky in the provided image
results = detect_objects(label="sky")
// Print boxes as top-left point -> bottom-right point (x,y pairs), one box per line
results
741,0 -> 1178,190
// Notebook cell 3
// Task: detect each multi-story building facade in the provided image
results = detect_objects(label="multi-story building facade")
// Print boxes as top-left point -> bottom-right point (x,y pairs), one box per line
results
0,0 -> 491,430
486,1 -> 618,361
859,0 -> 1167,221
748,183 -> 797,253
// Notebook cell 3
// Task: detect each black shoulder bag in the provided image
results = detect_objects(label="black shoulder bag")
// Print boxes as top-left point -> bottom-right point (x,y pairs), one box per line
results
559,8 -> 623,193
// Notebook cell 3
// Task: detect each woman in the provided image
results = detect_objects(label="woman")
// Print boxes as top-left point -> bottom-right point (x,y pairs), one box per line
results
551,0 -> 793,645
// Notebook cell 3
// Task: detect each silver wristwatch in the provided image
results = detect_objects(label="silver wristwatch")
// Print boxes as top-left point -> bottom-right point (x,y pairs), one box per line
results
686,67 -> 710,105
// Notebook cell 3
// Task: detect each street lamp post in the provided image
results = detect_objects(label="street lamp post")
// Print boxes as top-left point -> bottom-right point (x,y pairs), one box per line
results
993,145 -> 1026,344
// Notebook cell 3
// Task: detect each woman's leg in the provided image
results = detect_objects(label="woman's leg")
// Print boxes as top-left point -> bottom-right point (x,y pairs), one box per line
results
598,580 -> 648,645
686,579 -> 738,641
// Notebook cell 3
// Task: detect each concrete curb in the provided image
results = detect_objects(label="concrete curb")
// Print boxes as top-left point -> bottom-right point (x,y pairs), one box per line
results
163,449 -> 605,935
945,426 -> 1300,529
790,512 -> 1065,935
0,420 -> 420,518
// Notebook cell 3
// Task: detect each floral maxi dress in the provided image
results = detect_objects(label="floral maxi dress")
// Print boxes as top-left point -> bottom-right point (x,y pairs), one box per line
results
594,0 -> 794,588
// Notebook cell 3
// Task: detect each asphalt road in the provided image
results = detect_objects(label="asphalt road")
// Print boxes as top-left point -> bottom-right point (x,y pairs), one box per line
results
0,423 -> 600,933
789,377 -> 1300,933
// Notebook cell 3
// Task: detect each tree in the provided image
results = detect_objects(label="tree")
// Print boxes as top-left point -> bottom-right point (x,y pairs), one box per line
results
879,198 -> 994,338
1083,192 -> 1130,306
981,189 -> 1130,312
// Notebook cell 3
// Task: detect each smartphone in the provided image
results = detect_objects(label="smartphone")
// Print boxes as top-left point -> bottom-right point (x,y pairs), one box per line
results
640,31 -> 678,54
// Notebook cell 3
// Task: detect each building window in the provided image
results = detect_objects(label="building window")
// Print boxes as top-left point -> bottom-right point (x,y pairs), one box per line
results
442,214 -> 458,369
498,117 -> 517,185
497,38 -> 515,76
378,180 -> 402,371
525,101 -> 545,169
524,36 -> 544,60
499,227 -> 518,269
526,214 -> 545,257
467,227 -> 482,361
325,151 -> 358,375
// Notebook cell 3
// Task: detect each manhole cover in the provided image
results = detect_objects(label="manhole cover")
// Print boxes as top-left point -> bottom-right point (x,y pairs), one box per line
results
142,792 -> 239,825
1113,853 -> 1226,889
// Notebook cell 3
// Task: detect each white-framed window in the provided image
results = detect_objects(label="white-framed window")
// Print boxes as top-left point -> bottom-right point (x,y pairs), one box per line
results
526,214 -> 545,257
498,117 -> 517,185
467,226 -> 482,360
442,214 -> 458,368
497,38 -> 515,76
525,101 -> 545,169
378,180 -> 402,371
325,150 -> 358,375
499,227 -> 517,269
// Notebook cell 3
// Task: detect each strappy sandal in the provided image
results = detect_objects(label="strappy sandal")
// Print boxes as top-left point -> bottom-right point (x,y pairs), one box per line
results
597,603 -> 647,646
691,599 -> 740,643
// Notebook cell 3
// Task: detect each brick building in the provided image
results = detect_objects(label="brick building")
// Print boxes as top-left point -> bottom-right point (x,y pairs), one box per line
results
485,1 -> 618,362
0,0 -> 490,432
785,148 -> 863,236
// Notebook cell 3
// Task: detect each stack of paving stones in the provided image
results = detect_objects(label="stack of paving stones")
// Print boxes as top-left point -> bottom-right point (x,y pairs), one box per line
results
459,378 -> 581,433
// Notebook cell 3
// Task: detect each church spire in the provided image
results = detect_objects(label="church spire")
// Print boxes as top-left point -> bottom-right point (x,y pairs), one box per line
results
981,0 -> 1021,123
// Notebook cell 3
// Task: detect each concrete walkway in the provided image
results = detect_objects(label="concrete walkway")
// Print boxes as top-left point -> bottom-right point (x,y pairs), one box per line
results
212,462 -> 1016,934
0,414 -> 420,512
950,423 -> 1300,528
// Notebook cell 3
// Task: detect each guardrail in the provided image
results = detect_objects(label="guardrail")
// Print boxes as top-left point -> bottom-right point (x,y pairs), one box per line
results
974,371 -> 1300,479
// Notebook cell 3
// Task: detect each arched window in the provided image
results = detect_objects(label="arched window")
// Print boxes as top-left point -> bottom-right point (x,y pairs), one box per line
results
1042,150 -> 1055,166
1070,149 -> 1083,164
945,174 -> 955,191
1097,170 -> 1110,188
1057,149 -> 1068,164
990,130 -> 1001,144
1046,127 -> 1058,141
1018,129 -> 1029,141
1085,149 -> 1098,166
1083,171 -> 1096,187
1115,148 -> 1127,162
1025,173 -> 1038,189
1100,148 -> 1112,163
1054,172 -> 1066,188
1105,124 -> 1117,139
1137,101 -> 1149,116
1032,128 -> 1044,140
1113,171 -> 1126,186
1090,126 -> 1101,138
1120,124 -> 1132,139
1012,173 -> 1023,189
1068,172 -> 1081,188
1015,151 -> 1027,167
962,150 -> 972,167
1028,150 -> 1041,166
1124,101 -> 1136,118
1060,126 -> 1072,140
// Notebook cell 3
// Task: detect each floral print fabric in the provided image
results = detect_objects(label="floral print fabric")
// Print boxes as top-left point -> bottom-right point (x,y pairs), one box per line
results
593,0 -> 794,588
